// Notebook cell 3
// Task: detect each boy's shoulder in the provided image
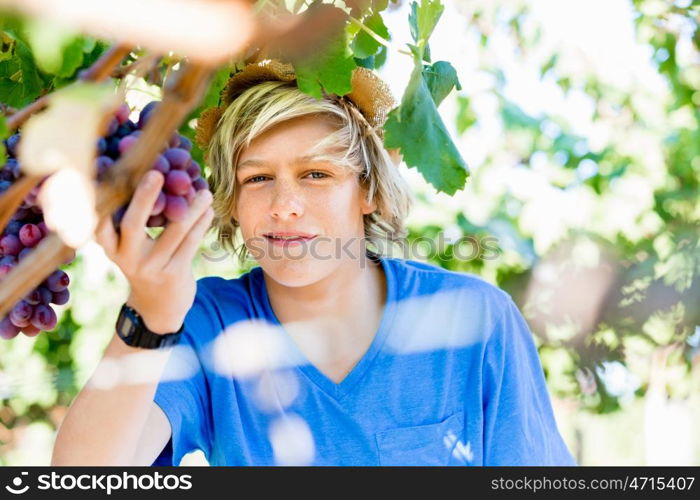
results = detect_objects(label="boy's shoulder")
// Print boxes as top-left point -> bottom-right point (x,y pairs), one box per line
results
190,267 -> 263,316
387,257 -> 511,304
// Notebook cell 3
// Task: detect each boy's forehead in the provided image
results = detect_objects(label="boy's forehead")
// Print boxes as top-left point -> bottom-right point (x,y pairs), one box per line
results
237,154 -> 338,170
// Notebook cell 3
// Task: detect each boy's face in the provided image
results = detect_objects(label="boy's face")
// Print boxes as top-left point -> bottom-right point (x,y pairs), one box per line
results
233,114 -> 377,287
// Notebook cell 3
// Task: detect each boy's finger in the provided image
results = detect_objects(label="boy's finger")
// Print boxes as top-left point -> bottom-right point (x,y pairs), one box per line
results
118,171 -> 164,258
165,207 -> 215,271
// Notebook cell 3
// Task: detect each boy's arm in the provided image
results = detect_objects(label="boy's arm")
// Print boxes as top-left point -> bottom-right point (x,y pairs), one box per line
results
51,333 -> 172,465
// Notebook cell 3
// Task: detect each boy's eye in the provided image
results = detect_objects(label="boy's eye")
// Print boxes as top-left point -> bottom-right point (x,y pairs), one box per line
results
243,172 -> 328,184
245,175 -> 268,184
307,171 -> 328,179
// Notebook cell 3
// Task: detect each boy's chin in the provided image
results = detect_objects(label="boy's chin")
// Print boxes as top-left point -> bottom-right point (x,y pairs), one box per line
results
260,258 -> 338,288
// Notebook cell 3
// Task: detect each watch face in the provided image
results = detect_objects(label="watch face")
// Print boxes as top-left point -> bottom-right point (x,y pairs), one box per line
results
122,315 -> 134,334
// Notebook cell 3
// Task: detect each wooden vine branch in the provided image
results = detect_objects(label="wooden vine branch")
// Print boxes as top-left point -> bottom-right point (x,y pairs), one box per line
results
0,43 -> 133,236
0,62 -> 213,318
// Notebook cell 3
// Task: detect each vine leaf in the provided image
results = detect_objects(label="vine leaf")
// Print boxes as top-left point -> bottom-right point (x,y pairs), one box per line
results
351,12 -> 390,59
422,60 -> 460,107
408,0 -> 444,47
295,6 -> 356,99
384,64 -> 468,195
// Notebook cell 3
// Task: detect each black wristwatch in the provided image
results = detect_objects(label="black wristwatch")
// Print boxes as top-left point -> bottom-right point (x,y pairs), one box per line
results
115,303 -> 183,349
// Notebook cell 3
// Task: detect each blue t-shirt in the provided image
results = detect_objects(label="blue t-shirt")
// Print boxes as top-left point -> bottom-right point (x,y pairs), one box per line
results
152,256 -> 576,466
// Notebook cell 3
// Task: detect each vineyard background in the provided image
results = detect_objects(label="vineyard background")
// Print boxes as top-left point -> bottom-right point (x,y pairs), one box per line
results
1,0 -> 699,465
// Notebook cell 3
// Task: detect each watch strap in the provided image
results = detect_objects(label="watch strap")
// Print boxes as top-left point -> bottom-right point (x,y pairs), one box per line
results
116,303 -> 183,349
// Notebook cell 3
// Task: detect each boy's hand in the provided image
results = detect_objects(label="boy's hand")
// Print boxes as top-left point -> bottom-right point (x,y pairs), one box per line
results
95,170 -> 214,334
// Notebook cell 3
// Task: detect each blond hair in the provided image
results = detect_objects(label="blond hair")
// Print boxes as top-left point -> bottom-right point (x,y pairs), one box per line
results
206,80 -> 413,264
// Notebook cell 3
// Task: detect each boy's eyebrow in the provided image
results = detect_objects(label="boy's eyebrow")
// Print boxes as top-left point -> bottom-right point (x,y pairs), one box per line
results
237,154 -> 333,171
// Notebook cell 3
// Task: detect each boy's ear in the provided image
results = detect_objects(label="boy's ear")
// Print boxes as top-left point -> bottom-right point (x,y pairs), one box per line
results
359,182 -> 377,215
360,194 -> 378,215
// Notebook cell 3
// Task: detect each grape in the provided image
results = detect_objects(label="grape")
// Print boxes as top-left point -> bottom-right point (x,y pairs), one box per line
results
152,154 -> 170,175
9,301 -> 33,328
178,135 -> 192,151
19,223 -> 42,247
1,158 -> 20,180
0,263 -> 14,278
17,247 -> 32,261
184,186 -> 196,204
25,289 -> 42,305
51,289 -> 70,306
138,101 -> 158,129
45,270 -> 70,292
147,214 -> 167,227
96,155 -> 114,181
169,134 -> 180,148
0,234 -> 21,256
118,134 -> 139,154
5,134 -> 20,157
106,136 -> 121,158
22,324 -> 41,337
97,137 -> 108,155
165,170 -> 191,196
106,117 -> 119,136
0,317 -> 20,340
151,191 -> 166,216
186,161 -> 201,180
38,286 -> 53,304
31,304 -> 57,331
163,148 -> 191,170
193,177 -> 209,191
11,207 -> 31,220
0,256 -> 17,267
0,179 -> 11,192
115,103 -> 130,125
4,220 -> 22,236
164,195 -> 188,222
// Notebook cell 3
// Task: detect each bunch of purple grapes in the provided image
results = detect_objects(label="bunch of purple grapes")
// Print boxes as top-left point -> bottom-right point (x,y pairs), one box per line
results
102,101 -> 209,229
0,134 -> 70,339
0,100 -> 209,340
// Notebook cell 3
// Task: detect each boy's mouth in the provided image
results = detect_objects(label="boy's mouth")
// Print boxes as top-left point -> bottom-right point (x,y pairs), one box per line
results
264,233 -> 317,244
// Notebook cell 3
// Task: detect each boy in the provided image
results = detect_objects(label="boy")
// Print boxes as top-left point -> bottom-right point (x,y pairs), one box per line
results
52,60 -> 575,466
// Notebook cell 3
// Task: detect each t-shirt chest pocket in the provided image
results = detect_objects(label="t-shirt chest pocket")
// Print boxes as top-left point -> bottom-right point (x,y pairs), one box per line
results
374,411 -> 469,466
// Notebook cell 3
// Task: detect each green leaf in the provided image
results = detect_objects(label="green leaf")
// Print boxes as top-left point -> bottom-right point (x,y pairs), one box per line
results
295,10 -> 357,99
351,12 -> 389,59
456,96 -> 477,134
500,98 -> 540,130
15,38 -> 43,105
373,0 -> 390,12
374,44 -> 388,69
55,37 -> 85,78
25,19 -> 76,75
0,32 -> 14,63
408,0 -> 444,45
540,53 -> 558,78
349,0 -> 372,17
384,65 -> 469,195
422,60 -> 460,107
